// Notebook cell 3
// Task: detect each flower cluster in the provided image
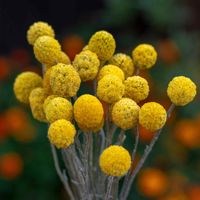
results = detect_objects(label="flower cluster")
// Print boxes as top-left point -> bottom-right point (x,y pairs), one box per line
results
13,21 -> 197,200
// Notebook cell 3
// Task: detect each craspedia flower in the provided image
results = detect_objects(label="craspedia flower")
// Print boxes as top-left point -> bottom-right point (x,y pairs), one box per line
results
27,21 -> 55,45
139,102 -> 167,132
99,145 -> 131,177
167,76 -> 197,106
50,63 -> 81,98
44,97 -> 73,123
88,30 -> 116,61
43,68 -> 52,94
73,50 -> 100,81
14,72 -> 43,104
112,98 -> 140,130
43,95 -> 59,111
48,119 -> 76,148
124,76 -> 149,103
74,94 -> 104,131
97,64 -> 125,81
132,44 -> 157,69
109,53 -> 134,78
29,87 -> 48,122
33,36 -> 61,65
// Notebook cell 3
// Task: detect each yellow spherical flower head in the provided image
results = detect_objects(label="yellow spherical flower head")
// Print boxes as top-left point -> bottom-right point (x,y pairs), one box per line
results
50,63 -> 81,98
167,76 -> 197,106
97,75 -> 125,104
124,76 -> 149,103
45,97 -> 73,123
34,36 -> 61,65
97,64 -> 125,81
14,72 -> 43,104
88,30 -> 116,61
99,145 -> 131,177
43,95 -> 59,111
139,102 -> 167,132
29,87 -> 48,122
109,53 -> 134,78
112,98 -> 140,130
27,21 -> 55,45
43,68 -> 52,94
48,119 -> 76,148
73,50 -> 100,81
74,94 -> 104,132
132,44 -> 157,69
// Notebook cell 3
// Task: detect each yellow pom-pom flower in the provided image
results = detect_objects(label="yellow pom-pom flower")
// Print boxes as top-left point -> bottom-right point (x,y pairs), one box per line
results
43,95 -> 59,111
50,63 -> 81,98
88,30 -> 116,61
73,50 -> 100,81
34,36 -> 61,65
124,76 -> 149,103
139,102 -> 167,132
97,75 -> 125,103
48,119 -> 76,148
167,76 -> 197,106
14,72 -> 43,104
44,97 -> 73,123
97,64 -> 125,81
29,87 -> 48,122
109,53 -> 134,78
74,94 -> 104,132
132,44 -> 157,69
99,145 -> 131,177
112,98 -> 140,130
27,21 -> 55,45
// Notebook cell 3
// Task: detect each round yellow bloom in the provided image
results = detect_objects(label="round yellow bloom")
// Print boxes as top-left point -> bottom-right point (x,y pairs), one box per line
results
88,30 -> 116,61
97,75 -> 125,103
109,53 -> 134,78
29,87 -> 48,122
132,44 -> 157,69
73,50 -> 100,81
45,97 -> 73,123
124,76 -> 149,103
43,95 -> 59,111
97,64 -> 125,81
50,63 -> 81,98
14,72 -> 43,104
33,36 -> 61,65
139,102 -> 167,132
112,98 -> 140,130
27,21 -> 55,45
48,119 -> 76,148
43,68 -> 52,94
99,145 -> 131,177
74,94 -> 104,131
167,76 -> 197,106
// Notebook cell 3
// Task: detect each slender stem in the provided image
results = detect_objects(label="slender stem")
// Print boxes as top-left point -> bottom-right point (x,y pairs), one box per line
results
50,144 -> 75,200
105,176 -> 114,200
106,124 -> 117,147
116,129 -> 126,145
120,104 -> 175,200
134,66 -> 140,76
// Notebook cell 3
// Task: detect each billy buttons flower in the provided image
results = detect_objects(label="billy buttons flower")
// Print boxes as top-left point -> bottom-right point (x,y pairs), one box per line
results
43,95 -> 59,111
48,119 -> 76,148
88,30 -> 116,61
112,98 -> 140,130
73,50 -> 100,81
167,76 -> 197,106
139,102 -> 167,132
74,94 -> 104,132
124,76 -> 149,103
14,72 -> 43,104
50,63 -> 81,98
99,145 -> 131,177
109,53 -> 134,78
132,44 -> 157,69
27,21 -> 55,45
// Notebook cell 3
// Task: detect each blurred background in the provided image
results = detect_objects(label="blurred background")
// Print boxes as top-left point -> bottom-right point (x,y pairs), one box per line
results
0,0 -> 200,199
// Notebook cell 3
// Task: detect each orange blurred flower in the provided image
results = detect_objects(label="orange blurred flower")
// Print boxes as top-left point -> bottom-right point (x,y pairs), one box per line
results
62,35 -> 84,60
173,120 -> 200,148
138,168 -> 169,198
187,185 -> 200,200
157,39 -> 179,64
158,192 -> 188,200
0,115 -> 9,141
0,153 -> 23,179
0,57 -> 10,80
138,125 -> 154,143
